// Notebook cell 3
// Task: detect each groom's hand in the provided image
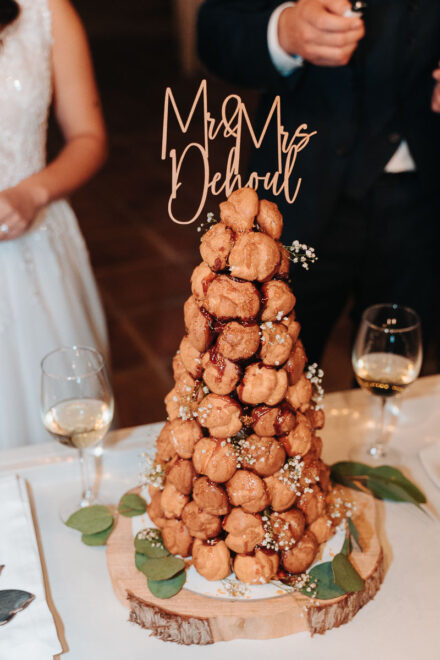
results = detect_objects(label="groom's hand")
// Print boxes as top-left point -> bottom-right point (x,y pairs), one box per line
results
278,0 -> 365,67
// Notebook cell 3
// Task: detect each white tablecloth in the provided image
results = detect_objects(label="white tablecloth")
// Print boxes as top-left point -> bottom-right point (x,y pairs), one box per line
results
1,376 -> 440,660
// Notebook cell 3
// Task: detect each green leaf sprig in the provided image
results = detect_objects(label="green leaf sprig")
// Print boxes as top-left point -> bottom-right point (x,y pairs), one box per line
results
330,462 -> 426,508
66,491 -> 147,546
299,519 -> 364,600
134,528 -> 186,599
118,493 -> 147,517
66,505 -> 114,546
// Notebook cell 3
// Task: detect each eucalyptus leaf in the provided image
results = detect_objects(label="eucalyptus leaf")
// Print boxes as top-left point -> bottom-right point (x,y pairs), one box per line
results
366,475 -> 423,505
134,531 -> 170,558
331,462 -> 373,478
341,533 -> 351,557
348,517 -> 363,552
66,505 -> 113,535
147,570 -> 186,599
118,493 -> 147,517
140,556 -> 186,581
301,562 -> 346,600
331,461 -> 427,508
135,552 -> 148,571
81,521 -> 114,546
329,472 -> 364,492
372,466 -> 426,503
332,553 -> 365,593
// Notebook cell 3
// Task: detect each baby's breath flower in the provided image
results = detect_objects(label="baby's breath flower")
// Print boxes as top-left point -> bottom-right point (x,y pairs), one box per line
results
274,571 -> 312,592
277,454 -> 305,494
140,453 -> 165,489
222,577 -> 249,598
260,509 -> 279,551
196,211 -> 219,236
305,362 -> 325,409
283,240 -> 318,270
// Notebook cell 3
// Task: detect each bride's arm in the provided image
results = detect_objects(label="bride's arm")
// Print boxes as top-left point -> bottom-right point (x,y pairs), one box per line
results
0,0 -> 107,240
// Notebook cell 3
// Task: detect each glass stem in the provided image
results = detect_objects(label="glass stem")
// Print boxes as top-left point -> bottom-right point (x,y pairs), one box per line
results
369,396 -> 387,458
78,448 -> 94,507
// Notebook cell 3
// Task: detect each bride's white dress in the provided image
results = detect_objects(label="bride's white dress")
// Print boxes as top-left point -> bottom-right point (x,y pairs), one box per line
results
0,0 -> 108,448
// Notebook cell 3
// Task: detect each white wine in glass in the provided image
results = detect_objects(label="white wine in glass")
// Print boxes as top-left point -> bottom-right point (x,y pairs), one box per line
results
351,304 -> 422,462
41,346 -> 114,520
43,398 -> 113,449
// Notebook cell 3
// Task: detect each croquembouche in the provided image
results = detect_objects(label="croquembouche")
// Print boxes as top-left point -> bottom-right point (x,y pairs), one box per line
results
146,187 -> 335,585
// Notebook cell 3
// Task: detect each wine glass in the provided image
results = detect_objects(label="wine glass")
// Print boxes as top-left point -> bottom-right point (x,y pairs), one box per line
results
41,346 -> 114,520
351,303 -> 422,463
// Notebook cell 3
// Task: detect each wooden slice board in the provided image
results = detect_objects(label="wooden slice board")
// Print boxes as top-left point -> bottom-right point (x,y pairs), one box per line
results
106,487 -> 384,644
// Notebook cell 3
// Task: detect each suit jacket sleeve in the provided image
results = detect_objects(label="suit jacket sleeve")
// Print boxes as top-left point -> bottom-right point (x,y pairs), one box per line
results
197,0 -> 303,92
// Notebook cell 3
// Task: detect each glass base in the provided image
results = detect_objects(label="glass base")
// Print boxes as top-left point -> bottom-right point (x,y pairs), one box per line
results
349,442 -> 400,466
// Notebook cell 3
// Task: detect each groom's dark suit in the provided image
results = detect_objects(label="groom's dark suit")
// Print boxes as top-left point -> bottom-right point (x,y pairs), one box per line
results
198,0 -> 440,362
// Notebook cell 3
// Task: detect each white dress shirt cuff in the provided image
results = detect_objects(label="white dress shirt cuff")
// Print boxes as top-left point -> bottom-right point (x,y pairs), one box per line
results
268,2 -> 304,77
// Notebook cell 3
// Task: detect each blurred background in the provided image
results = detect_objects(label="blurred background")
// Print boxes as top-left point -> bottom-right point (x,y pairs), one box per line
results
51,0 -> 373,428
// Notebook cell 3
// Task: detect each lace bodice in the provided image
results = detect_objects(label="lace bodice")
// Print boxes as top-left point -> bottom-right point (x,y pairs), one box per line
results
0,0 -> 52,191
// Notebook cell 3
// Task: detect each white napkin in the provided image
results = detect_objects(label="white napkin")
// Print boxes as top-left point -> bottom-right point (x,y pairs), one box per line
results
0,475 -> 62,660
419,442 -> 440,489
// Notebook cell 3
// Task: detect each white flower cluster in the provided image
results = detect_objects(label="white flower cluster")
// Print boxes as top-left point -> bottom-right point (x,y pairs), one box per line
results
196,211 -> 218,234
224,431 -> 256,468
140,453 -> 165,490
221,577 -> 249,598
261,510 -> 280,551
328,493 -> 357,522
173,381 -> 210,422
196,399 -> 213,425
277,455 -> 305,494
274,571 -> 313,592
284,240 -> 318,270
305,362 -> 325,410
137,528 -> 163,548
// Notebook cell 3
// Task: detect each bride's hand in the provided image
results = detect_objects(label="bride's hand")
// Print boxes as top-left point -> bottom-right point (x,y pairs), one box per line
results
0,182 -> 47,241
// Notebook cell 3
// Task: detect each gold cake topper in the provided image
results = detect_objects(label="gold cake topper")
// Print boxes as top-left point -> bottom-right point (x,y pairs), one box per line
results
161,80 -> 317,225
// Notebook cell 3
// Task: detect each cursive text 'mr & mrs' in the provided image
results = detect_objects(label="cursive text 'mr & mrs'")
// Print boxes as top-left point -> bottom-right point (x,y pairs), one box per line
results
161,79 -> 317,225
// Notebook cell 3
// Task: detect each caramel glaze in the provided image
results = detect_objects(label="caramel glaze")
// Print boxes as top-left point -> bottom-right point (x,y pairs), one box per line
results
202,277 -> 211,296
208,345 -> 227,380
251,405 -> 273,424
275,403 -> 294,436
254,545 -> 277,557
200,303 -> 260,335
192,378 -> 203,401
213,257 -> 223,272
199,305 -> 214,329
212,318 -> 228,333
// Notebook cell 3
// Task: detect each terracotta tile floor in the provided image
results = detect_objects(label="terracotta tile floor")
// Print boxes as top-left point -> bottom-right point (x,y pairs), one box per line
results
54,1 -> 435,429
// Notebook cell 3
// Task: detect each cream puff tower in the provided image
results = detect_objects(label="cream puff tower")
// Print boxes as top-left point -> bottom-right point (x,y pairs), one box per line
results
147,188 -> 334,584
